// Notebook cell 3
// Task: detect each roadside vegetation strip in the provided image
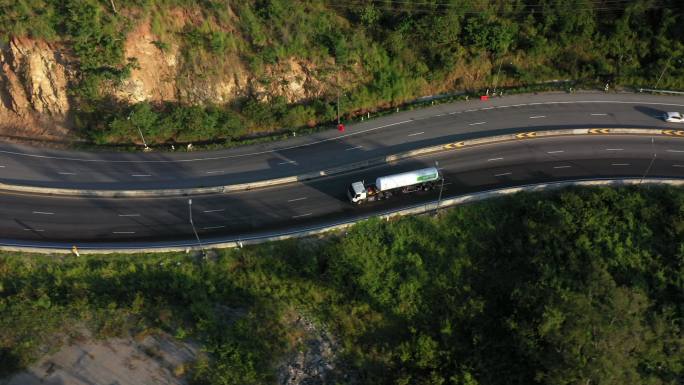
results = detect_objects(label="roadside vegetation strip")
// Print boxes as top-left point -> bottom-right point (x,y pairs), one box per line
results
3,186 -> 681,385
2,178 -> 683,255
0,127 -> 677,198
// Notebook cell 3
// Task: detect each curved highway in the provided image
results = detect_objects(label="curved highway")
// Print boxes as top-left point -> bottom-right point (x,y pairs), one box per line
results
1,92 -> 683,190
1,134 -> 683,247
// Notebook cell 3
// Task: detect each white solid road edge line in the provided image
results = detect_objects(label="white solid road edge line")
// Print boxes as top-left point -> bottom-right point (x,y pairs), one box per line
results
4,178 -> 684,254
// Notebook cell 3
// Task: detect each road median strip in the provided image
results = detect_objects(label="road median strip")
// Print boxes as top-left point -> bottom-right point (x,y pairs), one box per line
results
0,127 -> 677,198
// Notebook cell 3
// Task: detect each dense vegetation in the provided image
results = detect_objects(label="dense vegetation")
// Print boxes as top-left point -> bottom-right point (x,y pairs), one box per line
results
1,1 -> 683,145
1,186 -> 683,384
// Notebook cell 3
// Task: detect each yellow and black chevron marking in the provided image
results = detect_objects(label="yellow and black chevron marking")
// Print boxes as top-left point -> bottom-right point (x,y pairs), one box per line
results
444,141 -> 466,149
589,128 -> 611,134
662,130 -> 684,137
515,132 -> 537,139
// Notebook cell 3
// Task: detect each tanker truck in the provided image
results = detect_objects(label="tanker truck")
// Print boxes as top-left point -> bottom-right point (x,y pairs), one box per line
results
347,167 -> 442,204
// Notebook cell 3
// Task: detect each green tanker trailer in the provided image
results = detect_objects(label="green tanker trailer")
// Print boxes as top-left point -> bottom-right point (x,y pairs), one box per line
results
347,167 -> 442,204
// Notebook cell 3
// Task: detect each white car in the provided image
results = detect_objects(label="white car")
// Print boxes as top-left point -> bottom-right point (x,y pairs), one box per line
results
664,112 -> 684,123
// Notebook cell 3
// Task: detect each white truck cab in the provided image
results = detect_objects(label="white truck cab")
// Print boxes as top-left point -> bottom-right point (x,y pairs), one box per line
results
348,181 -> 367,203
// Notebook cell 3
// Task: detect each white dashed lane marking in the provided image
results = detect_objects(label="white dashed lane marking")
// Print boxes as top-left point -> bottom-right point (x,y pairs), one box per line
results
591,113 -> 608,116
206,170 -> 224,174
408,132 -> 425,137
611,163 -> 630,166
32,211 -> 54,215
278,160 -> 298,165
469,122 -> 486,126
553,165 -> 572,169
118,214 -> 141,217
287,197 -> 308,202
131,174 -> 151,177
487,157 -> 504,161
547,150 -> 565,154
112,231 -> 135,234
673,164 -> 684,168
202,225 -> 226,230
58,172 -> 76,175
605,148 -> 624,151
529,115 -> 546,119
667,149 -> 684,153
24,228 -> 44,232
203,209 -> 225,213
345,145 -> 364,151
494,172 -> 512,177
292,212 -> 313,219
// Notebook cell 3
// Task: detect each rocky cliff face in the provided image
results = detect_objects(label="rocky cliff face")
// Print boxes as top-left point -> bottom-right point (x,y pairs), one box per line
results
117,20 -> 331,106
115,21 -> 179,103
0,20 -> 340,142
0,37 -> 72,140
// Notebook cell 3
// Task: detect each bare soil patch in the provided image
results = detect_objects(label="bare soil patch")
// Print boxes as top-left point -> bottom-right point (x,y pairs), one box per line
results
3,331 -> 199,385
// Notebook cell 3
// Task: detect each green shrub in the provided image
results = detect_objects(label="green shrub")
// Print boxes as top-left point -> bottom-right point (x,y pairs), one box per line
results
0,187 -> 683,383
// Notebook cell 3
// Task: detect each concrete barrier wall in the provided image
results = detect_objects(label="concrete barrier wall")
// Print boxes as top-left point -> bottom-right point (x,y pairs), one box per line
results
0,128 -> 675,198
2,177 -> 682,254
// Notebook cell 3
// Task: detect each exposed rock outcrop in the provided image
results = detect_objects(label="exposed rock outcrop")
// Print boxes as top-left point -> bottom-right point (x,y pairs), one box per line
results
254,58 -> 329,103
0,21 -> 349,142
277,316 -> 343,385
116,21 -> 179,103
0,37 -> 72,140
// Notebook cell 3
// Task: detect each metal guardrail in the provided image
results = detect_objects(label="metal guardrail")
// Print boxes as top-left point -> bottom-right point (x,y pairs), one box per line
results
638,88 -> 684,95
2,177 -> 683,254
413,79 -> 575,103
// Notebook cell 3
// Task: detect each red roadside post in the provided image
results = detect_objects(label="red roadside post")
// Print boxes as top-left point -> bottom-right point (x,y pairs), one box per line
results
337,123 -> 345,132
480,95 -> 489,101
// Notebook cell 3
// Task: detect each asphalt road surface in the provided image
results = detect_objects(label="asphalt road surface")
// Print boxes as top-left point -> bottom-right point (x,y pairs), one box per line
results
2,135 -> 683,247
1,92 -> 684,190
